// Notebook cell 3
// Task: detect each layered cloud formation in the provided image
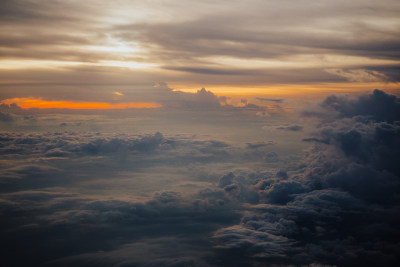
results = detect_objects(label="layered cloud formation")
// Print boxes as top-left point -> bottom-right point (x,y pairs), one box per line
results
1,0 -> 399,100
0,89 -> 399,266
213,90 -> 400,266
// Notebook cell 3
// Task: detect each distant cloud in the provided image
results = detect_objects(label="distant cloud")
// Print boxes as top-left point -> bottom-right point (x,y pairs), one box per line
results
0,111 -> 13,121
1,0 -> 399,95
322,89 -> 400,122
163,66 -> 249,75
255,97 -> 284,103
1,90 -> 400,266
325,68 -> 391,82
213,90 -> 400,266
276,125 -> 303,131
246,141 -> 275,149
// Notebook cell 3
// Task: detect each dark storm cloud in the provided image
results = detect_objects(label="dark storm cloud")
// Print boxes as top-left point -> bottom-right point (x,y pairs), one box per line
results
321,89 -> 400,122
0,130 -> 262,266
212,90 -> 400,266
0,188 -> 240,267
0,128 -> 278,267
2,90 -> 400,266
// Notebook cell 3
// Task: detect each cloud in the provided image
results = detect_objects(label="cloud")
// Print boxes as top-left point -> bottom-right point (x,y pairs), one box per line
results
255,97 -> 284,103
212,89 -> 400,266
1,1 -> 399,95
276,125 -> 303,131
0,83 -> 225,113
321,89 -> 400,122
0,185 -> 240,267
163,66 -> 249,76
325,68 -> 391,82
162,87 -> 222,109
0,111 -> 13,122
46,238 -> 215,267
0,103 -> 23,114
1,89 -> 400,266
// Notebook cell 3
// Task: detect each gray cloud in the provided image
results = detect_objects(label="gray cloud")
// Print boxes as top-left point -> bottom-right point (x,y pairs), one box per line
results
212,90 -> 400,266
0,188 -> 239,266
1,1 -> 398,95
255,97 -> 284,103
162,66 -> 250,76
1,90 -> 400,266
276,125 -> 303,131
321,89 -> 400,122
0,111 -> 13,121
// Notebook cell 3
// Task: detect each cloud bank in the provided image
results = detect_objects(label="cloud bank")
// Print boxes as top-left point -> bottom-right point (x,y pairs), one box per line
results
1,90 -> 399,266
213,90 -> 400,266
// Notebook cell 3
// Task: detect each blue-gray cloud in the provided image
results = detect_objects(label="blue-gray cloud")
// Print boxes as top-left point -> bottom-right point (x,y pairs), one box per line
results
276,125 -> 303,131
1,90 -> 399,266
213,90 -> 400,266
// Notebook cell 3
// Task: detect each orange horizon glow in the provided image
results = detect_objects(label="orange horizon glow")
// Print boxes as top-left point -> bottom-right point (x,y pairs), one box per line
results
170,82 -> 400,97
0,98 -> 162,109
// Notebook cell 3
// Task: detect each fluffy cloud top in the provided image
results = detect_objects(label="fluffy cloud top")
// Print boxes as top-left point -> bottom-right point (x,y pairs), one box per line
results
213,90 -> 400,266
1,90 -> 399,266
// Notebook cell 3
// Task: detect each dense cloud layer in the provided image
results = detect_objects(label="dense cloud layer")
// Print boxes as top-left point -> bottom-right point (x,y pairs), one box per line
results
1,90 -> 399,266
212,90 -> 400,266
0,131 -> 274,266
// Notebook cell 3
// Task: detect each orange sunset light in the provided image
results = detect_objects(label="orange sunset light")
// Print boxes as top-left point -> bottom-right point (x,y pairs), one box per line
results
1,98 -> 162,109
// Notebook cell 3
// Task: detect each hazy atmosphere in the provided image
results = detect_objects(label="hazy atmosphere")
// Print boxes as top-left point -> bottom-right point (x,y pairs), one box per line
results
1,1 -> 400,266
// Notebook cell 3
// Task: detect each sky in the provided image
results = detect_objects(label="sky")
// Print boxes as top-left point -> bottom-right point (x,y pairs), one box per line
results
1,1 -> 400,267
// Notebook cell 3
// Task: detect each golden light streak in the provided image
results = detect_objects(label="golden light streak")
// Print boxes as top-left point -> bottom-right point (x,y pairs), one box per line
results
171,82 -> 400,97
1,98 -> 161,109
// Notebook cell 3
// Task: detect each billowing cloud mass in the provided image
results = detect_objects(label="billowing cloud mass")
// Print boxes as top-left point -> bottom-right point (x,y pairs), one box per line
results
1,0 -> 400,266
212,90 -> 400,266
1,90 -> 399,266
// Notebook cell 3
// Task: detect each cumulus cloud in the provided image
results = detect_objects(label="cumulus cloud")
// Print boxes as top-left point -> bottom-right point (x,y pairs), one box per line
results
321,89 -> 400,122
1,90 -> 399,266
0,111 -> 13,122
212,89 -> 400,266
0,188 -> 240,267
